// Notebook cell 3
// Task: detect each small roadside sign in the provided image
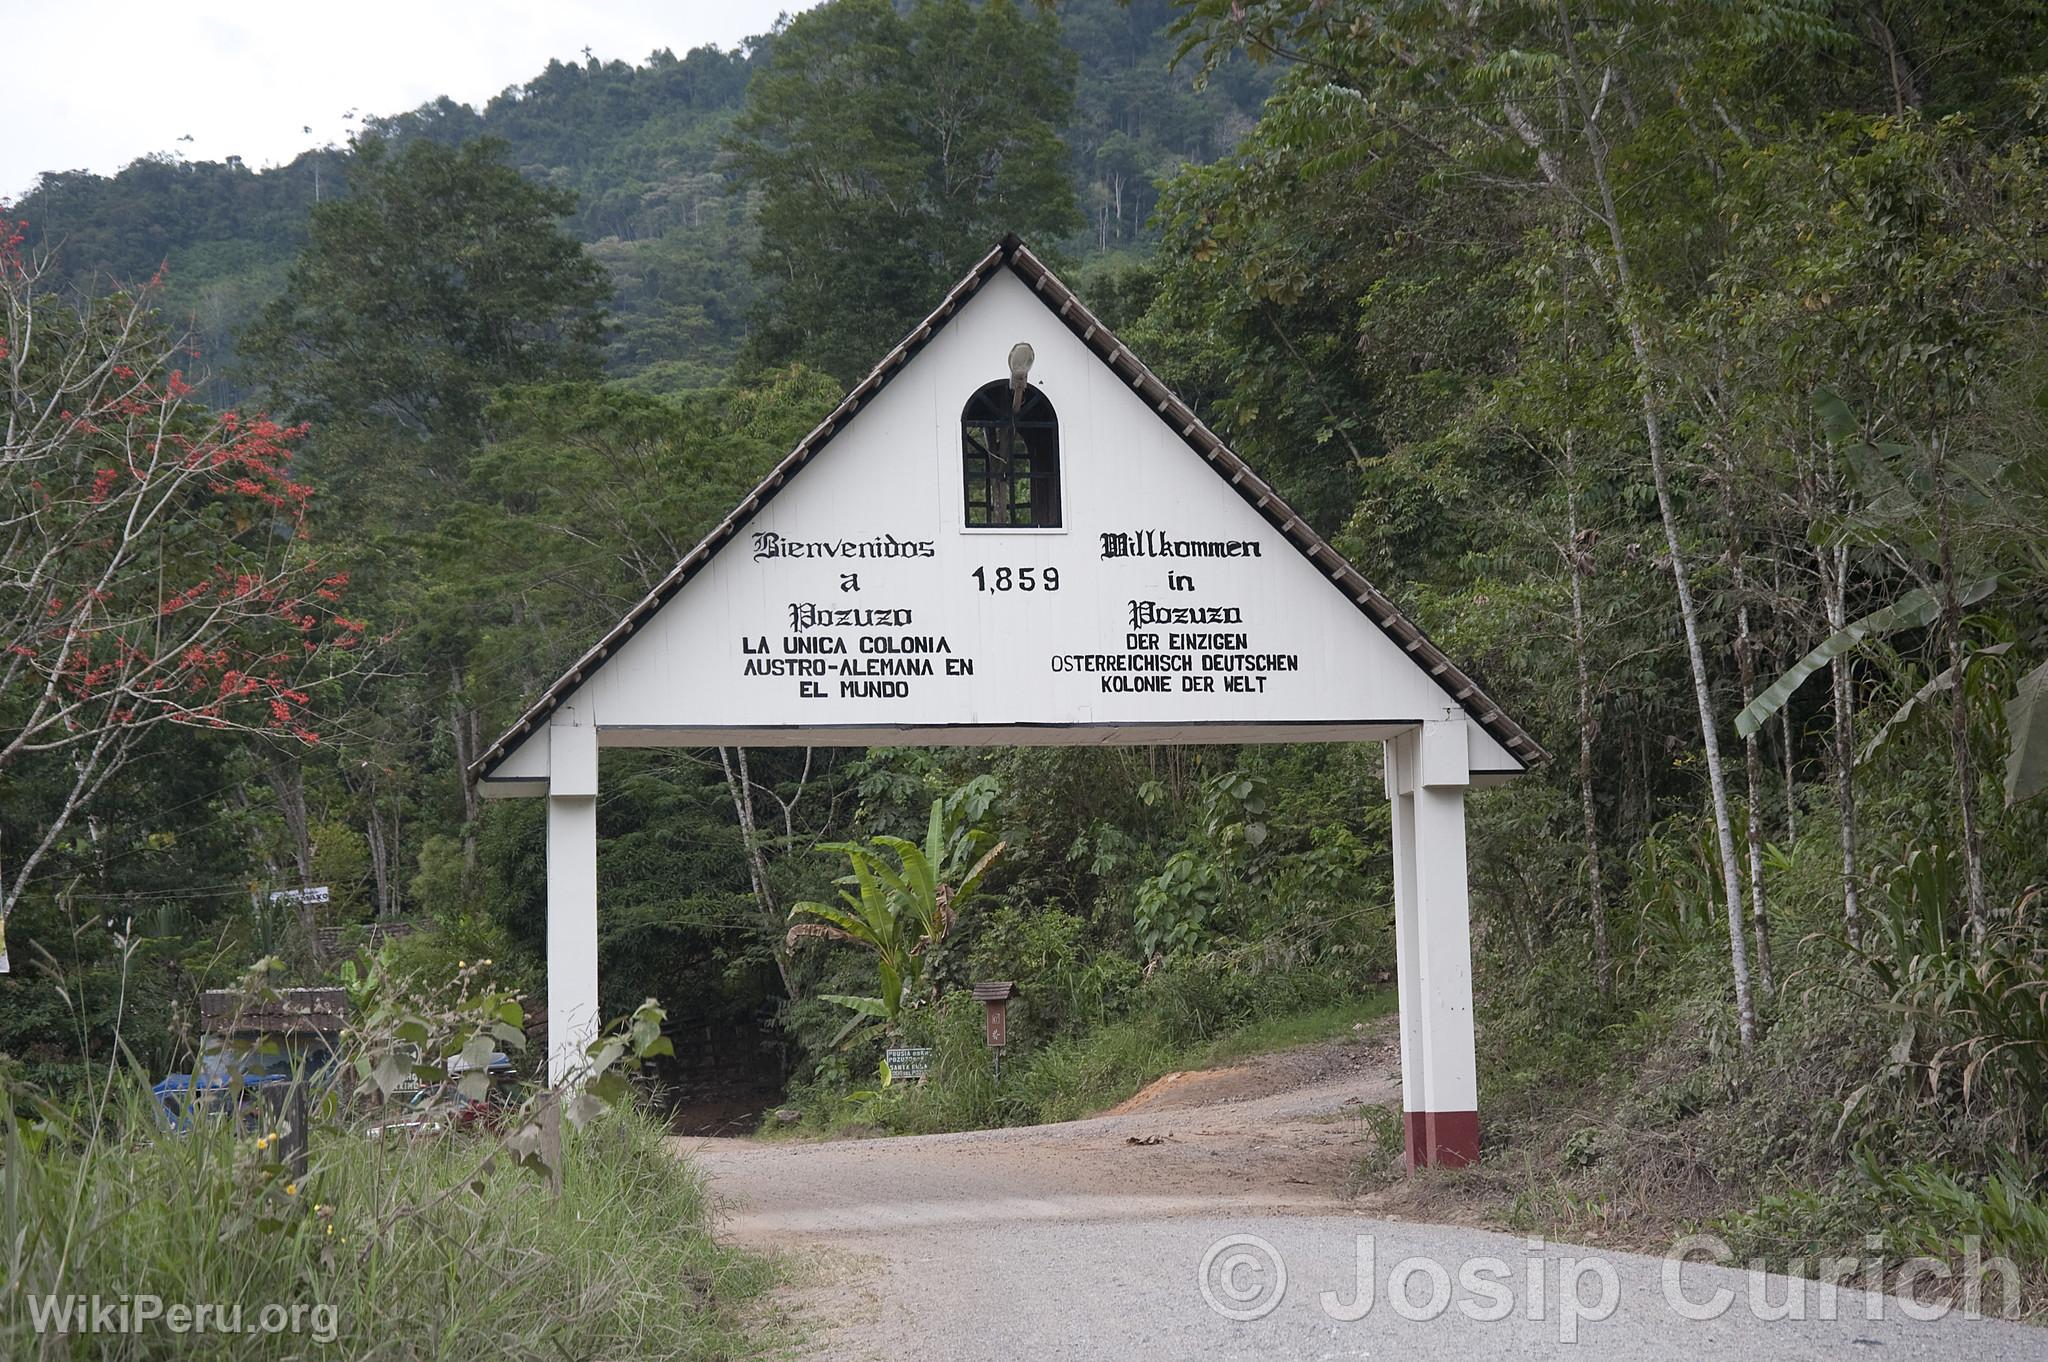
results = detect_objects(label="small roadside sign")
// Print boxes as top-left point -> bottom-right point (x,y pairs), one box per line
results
885,1046 -> 933,1082
972,981 -> 1019,1048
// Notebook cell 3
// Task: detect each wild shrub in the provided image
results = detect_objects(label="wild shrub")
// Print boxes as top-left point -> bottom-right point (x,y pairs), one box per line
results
0,950 -> 754,1360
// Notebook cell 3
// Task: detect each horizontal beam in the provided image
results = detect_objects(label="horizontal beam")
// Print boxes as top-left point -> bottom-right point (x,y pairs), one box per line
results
479,719 -> 1526,799
593,719 -> 1421,748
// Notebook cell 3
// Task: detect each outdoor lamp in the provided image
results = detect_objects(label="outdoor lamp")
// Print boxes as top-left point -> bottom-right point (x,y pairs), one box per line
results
1008,341 -> 1034,413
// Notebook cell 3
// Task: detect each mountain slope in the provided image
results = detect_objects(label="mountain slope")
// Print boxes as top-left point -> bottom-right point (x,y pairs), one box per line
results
11,0 -> 1267,397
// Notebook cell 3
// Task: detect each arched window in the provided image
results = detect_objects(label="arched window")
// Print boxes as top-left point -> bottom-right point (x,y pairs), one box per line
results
961,380 -> 1061,528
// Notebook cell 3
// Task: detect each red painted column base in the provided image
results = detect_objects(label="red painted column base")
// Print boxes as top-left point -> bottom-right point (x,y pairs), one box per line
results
1404,1110 -> 1480,1169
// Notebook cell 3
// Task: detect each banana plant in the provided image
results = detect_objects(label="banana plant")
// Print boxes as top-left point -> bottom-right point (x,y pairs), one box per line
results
1734,575 -> 1999,741
1738,390 -> 2047,805
787,794 -> 1004,1025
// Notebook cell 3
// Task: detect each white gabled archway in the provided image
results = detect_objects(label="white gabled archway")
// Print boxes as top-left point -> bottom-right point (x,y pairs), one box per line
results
471,238 -> 1543,1168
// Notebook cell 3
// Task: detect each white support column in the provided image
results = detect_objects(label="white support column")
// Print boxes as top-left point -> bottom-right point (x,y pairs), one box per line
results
1385,717 -> 1480,1168
546,714 -> 599,1085
1383,734 -> 1426,1160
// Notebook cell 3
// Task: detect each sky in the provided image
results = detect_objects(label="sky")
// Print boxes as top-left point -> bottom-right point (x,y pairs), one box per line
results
4,0 -> 814,199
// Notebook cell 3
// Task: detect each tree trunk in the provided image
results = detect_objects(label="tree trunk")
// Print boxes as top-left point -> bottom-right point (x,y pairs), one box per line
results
720,746 -> 801,1000
1779,709 -> 1797,842
1563,429 -> 1612,997
366,786 -> 401,925
265,752 -> 316,885
1625,392 -> 1756,1050
1772,560 -> 1798,844
1931,430 -> 1989,943
1,725 -> 133,922
1820,541 -> 1862,943
345,761 -> 398,922
449,665 -> 481,871
364,804 -> 393,921
1572,118 -> 1757,1051
1739,660 -> 1774,996
1511,37 -> 1756,1048
1722,460 -> 1774,996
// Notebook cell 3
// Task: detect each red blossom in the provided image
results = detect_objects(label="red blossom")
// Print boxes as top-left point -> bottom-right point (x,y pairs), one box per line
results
7,264 -> 359,759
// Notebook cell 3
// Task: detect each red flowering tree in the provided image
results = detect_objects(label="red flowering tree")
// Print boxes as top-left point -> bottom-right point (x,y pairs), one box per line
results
0,224 -> 363,940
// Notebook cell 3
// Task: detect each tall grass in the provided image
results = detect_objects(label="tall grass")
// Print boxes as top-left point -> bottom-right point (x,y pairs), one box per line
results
0,1069 -> 766,1360
1,944 -> 765,1360
1715,1150 -> 2048,1316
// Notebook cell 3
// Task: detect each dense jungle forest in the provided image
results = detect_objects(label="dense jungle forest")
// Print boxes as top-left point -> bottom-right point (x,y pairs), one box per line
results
5,0 -> 2048,1284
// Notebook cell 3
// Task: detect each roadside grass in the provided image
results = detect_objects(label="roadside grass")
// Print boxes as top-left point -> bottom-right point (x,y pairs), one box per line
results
1195,995 -> 1398,1067
776,969 -> 1394,1138
1339,928 -> 2048,1320
0,1070 -> 771,1360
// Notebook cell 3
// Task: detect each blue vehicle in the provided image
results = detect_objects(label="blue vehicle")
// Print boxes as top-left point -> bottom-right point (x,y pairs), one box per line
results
152,1035 -> 335,1132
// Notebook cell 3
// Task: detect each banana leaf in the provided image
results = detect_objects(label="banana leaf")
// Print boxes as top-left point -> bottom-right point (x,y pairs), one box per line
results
787,900 -> 875,945
2007,660 -> 2048,806
820,994 -> 889,1018
1736,575 -> 1998,738
1857,644 -> 2011,766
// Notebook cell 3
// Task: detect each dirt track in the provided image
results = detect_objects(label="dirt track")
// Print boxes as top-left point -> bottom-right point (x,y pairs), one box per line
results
675,1028 -> 1399,1245
673,1030 -> 2043,1360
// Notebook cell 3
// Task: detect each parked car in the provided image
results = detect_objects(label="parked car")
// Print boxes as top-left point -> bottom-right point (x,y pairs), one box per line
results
366,1051 -> 519,1140
152,1036 -> 334,1133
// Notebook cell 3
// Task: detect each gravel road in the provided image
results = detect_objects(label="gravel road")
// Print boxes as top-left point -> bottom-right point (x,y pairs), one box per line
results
679,1032 -> 2047,1360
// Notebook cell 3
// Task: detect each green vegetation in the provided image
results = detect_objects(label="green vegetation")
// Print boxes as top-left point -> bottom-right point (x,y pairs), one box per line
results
242,136 -> 610,464
1203,997 -> 1399,1066
788,788 -> 1006,1026
782,957 -> 1393,1137
0,956 -> 757,1359
729,0 -> 1082,380
1413,869 -> 2048,1313
11,0 -> 1266,397
4,0 -> 2048,1328
1,1092 -> 760,1360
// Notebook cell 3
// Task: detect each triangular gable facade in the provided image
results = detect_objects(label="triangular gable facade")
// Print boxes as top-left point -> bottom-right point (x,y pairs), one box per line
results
475,237 -> 1541,793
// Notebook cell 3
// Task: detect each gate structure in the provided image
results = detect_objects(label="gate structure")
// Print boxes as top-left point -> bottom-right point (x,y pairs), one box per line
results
470,237 -> 1543,1168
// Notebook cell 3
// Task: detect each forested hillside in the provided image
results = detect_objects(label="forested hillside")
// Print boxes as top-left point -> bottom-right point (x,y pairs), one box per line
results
6,0 -> 2048,1307
14,0 -> 1266,395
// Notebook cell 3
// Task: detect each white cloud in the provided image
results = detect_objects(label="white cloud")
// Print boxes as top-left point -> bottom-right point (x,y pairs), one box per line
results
5,0 -> 810,198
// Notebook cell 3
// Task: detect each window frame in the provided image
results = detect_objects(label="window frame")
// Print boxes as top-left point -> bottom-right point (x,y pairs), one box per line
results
960,380 -> 1062,531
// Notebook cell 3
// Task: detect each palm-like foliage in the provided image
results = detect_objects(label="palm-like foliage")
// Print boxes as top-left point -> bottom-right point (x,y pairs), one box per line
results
787,796 -> 1004,1024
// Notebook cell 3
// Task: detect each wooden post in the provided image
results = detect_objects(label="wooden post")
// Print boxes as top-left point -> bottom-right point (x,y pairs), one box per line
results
538,1091 -> 564,1198
972,981 -> 1019,1080
259,1082 -> 309,1180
